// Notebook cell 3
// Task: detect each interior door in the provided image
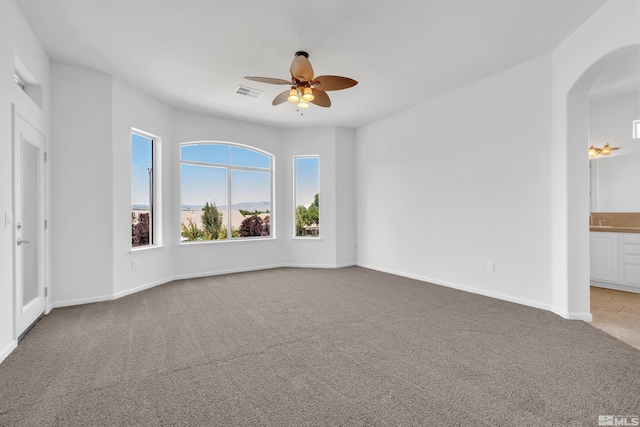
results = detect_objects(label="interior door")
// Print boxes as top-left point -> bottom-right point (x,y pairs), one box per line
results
14,112 -> 46,338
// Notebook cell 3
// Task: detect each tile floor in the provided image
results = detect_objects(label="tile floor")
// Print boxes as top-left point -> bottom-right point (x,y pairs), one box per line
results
590,286 -> 640,351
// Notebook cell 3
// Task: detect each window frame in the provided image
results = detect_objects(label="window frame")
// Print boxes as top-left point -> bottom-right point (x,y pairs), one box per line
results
179,141 -> 275,243
131,128 -> 162,250
293,155 -> 320,239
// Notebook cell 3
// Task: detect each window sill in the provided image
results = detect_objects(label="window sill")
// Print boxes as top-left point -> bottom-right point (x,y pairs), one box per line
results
293,237 -> 322,241
130,244 -> 165,253
179,237 -> 275,245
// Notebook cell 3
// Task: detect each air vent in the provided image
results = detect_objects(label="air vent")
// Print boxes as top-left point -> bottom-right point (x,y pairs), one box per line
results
235,85 -> 264,99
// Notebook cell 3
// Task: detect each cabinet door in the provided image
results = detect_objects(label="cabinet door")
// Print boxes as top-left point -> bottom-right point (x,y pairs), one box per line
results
590,233 -> 618,282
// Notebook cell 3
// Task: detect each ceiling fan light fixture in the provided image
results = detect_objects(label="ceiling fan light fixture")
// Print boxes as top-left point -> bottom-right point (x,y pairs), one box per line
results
302,87 -> 314,102
298,100 -> 310,109
287,88 -> 300,103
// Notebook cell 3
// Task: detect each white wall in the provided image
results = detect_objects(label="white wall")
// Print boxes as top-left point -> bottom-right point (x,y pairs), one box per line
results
551,0 -> 640,319
590,92 -> 640,154
51,63 -> 113,306
335,127 -> 357,267
0,0 -> 50,363
111,78 -> 175,297
593,153 -> 640,212
356,54 -> 553,310
589,91 -> 640,212
282,127 -> 341,267
46,63 -> 356,312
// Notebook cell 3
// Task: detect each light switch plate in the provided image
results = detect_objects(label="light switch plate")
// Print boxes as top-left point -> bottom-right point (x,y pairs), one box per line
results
4,212 -> 12,228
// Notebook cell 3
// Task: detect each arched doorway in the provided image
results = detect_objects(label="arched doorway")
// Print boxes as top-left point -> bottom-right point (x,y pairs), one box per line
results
565,45 -> 640,318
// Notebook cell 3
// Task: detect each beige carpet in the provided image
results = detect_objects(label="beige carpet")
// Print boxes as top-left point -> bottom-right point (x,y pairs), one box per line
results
1,267 -> 639,426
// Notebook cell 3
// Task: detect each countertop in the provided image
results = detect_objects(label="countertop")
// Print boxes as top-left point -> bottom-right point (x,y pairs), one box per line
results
590,226 -> 640,233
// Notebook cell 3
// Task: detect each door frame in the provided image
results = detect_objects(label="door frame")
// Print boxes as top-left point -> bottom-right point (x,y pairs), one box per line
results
13,107 -> 47,339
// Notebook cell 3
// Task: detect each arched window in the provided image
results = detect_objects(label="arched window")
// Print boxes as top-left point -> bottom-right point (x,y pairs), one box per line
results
180,142 -> 273,242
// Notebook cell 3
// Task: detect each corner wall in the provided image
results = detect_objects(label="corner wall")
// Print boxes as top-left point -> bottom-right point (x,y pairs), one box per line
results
281,127 -> 357,268
111,78 -> 175,297
50,63 -> 113,306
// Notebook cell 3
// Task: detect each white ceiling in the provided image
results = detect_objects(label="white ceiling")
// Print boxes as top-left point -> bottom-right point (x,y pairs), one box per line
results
590,48 -> 640,100
17,0 -> 607,129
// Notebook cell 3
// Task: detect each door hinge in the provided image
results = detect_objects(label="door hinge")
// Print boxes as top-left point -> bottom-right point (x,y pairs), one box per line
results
44,152 -> 48,162
44,219 -> 48,229
44,287 -> 48,297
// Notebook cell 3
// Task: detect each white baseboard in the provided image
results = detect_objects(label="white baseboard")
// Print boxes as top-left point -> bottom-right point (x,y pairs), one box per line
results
0,340 -> 17,365
52,263 -> 355,309
357,262 -> 554,314
172,263 -> 286,281
590,281 -> 640,295
551,307 -> 593,322
282,262 -> 356,269
50,293 -> 113,309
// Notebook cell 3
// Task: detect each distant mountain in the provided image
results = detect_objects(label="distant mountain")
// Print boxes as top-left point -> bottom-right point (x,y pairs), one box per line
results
181,201 -> 270,212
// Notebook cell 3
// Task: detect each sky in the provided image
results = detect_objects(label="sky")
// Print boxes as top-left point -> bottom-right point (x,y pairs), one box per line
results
133,140 -> 319,211
131,133 -> 152,206
295,157 -> 319,208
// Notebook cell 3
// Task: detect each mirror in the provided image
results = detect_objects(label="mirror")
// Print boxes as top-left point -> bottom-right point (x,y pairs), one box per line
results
589,49 -> 640,212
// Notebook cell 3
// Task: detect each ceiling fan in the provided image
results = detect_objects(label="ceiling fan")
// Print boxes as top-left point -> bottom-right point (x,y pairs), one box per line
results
245,51 -> 358,109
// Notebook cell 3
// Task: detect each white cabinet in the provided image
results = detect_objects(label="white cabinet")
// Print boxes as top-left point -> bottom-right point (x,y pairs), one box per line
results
622,233 -> 640,286
590,233 -> 618,282
590,232 -> 640,292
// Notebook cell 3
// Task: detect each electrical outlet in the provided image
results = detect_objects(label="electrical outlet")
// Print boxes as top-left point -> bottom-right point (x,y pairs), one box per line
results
486,261 -> 495,272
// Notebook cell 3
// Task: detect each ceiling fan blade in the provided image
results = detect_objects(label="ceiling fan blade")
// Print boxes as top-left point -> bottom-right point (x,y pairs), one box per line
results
310,89 -> 331,107
312,75 -> 358,91
272,90 -> 290,106
290,55 -> 314,82
244,76 -> 291,85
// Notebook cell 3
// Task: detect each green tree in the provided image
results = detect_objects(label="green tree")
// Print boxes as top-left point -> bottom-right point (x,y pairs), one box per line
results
201,202 -> 222,240
181,218 -> 204,241
296,205 -> 308,235
295,194 -> 320,236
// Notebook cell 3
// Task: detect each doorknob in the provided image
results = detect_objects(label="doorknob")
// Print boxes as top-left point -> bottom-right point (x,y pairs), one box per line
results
17,238 -> 30,245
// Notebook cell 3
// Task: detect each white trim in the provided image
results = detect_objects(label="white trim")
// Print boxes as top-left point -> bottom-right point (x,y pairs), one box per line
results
0,340 -> 18,365
130,244 -> 166,253
551,307 -> 593,321
293,154 -> 320,239
179,141 -> 274,241
131,129 -> 162,247
357,262 -> 559,315
282,262 -> 356,269
50,293 -> 113,309
590,280 -> 640,295
50,262 -> 357,309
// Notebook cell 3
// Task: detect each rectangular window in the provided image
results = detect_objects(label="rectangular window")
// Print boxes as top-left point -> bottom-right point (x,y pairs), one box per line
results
294,156 -> 319,238
179,143 -> 273,242
131,132 -> 157,248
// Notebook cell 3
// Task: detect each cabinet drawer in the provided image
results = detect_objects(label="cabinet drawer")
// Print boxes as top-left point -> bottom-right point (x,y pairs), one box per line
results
623,265 -> 640,287
625,254 -> 640,266
624,244 -> 640,255
624,234 -> 640,244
